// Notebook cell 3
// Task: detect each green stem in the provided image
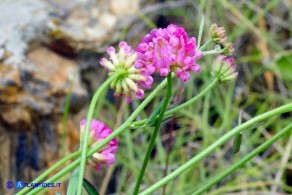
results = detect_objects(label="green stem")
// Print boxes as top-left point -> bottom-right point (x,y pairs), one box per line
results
133,73 -> 173,195
202,48 -> 225,56
133,78 -> 219,127
16,151 -> 80,195
27,75 -> 171,195
23,76 -> 216,195
87,74 -> 173,157
77,73 -> 121,195
27,159 -> 81,195
199,39 -> 212,51
191,123 -> 292,195
139,103 -> 292,195
137,11 -> 157,29
61,79 -> 73,156
21,78 -> 217,195
164,78 -> 218,117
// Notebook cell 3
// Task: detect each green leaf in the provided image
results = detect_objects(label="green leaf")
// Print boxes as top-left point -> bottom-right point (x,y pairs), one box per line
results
83,178 -> 99,195
276,54 -> 292,81
233,110 -> 243,154
67,168 -> 80,195
233,133 -> 242,154
197,14 -> 205,48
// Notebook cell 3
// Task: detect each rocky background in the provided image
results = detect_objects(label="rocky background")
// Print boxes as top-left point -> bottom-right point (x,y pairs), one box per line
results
0,0 -> 141,194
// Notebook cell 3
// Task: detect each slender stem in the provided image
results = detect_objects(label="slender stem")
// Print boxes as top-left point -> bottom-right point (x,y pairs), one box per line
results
62,79 -> 73,156
162,115 -> 175,195
165,79 -> 218,117
27,75 -> 171,195
16,151 -> 81,195
27,159 -> 81,195
77,73 -> 121,195
202,48 -> 225,56
139,102 -> 292,195
133,78 -> 219,127
23,101 -> 292,195
199,39 -> 212,51
191,123 -> 292,195
137,11 -> 157,29
271,131 -> 292,193
133,73 -> 173,195
87,74 -> 173,157
30,77 -> 215,195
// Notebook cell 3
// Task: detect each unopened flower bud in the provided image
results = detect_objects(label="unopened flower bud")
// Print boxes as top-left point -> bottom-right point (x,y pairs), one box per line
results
80,119 -> 118,170
212,55 -> 238,82
223,43 -> 234,56
210,24 -> 227,45
210,24 -> 234,56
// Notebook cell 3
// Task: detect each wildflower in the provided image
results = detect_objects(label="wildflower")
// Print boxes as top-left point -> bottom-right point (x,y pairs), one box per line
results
210,24 -> 227,45
224,42 -> 234,56
211,55 -> 238,82
100,41 -> 153,102
135,24 -> 203,82
210,24 -> 234,56
80,119 -> 118,170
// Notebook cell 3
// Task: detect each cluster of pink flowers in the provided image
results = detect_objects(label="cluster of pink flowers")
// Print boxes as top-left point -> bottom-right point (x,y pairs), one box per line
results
135,24 -> 203,82
82,24 -> 238,171
100,42 -> 153,102
80,119 -> 118,170
91,24 -> 206,170
100,24 -> 204,103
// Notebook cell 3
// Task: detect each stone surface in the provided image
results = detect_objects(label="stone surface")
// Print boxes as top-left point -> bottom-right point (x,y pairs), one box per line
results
110,0 -> 139,15
0,46 -> 88,131
0,0 -> 140,193
47,0 -> 139,52
0,0 -> 140,65
0,0 -> 50,66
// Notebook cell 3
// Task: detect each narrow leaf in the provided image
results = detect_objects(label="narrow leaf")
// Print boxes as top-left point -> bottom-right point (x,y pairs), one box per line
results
197,15 -> 205,48
83,178 -> 99,195
233,110 -> 243,154
233,132 -> 242,154
67,168 -> 80,195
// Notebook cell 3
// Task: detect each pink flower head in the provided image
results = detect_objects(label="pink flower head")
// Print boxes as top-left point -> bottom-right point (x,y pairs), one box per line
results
135,24 -> 203,82
211,55 -> 238,82
80,119 -> 118,170
100,41 -> 153,102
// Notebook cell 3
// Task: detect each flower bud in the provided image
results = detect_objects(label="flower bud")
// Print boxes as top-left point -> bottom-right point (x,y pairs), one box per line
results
210,24 -> 234,56
223,43 -> 234,56
80,119 -> 118,170
212,55 -> 238,82
210,24 -> 227,45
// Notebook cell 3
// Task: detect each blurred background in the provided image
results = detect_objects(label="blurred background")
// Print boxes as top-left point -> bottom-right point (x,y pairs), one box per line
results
0,0 -> 291,194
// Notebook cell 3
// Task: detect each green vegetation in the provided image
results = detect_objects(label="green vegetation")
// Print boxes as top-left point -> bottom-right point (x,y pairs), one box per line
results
110,1 -> 292,194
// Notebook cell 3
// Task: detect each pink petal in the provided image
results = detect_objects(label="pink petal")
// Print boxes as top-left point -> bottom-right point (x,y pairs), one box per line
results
107,46 -> 115,55
160,68 -> 169,76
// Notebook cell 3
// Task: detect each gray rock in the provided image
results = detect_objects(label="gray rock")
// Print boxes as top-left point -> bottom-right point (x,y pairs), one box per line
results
0,0 -> 50,66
